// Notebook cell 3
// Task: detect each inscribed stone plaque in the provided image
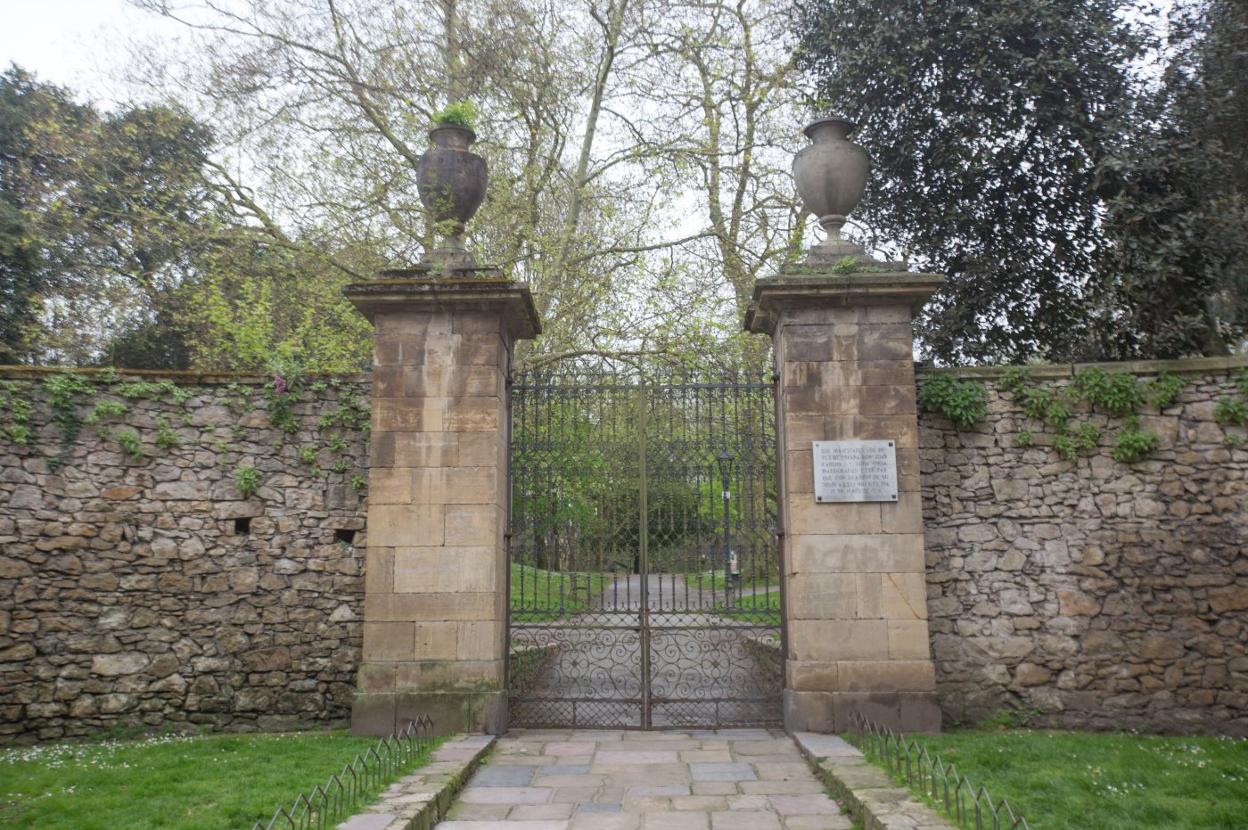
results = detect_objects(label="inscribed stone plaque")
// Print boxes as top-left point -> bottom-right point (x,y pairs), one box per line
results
812,440 -> 898,503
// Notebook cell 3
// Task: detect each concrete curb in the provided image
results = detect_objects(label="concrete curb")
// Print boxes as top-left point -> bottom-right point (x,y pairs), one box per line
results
337,733 -> 496,830
793,732 -> 958,830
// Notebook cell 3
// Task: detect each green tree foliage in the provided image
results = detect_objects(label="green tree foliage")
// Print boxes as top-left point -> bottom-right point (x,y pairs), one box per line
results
1093,0 -> 1248,358
794,0 -> 1139,364
0,64 -> 381,371
793,0 -> 1248,363
0,66 -> 93,363
7,2 -> 807,373
130,0 -> 802,371
0,65 -> 213,366
0,194 -> 37,363
180,245 -> 373,373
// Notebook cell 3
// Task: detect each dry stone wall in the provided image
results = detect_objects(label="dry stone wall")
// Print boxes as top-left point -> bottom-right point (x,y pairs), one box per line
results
0,369 -> 370,744
918,358 -> 1248,736
2,356 -> 1247,743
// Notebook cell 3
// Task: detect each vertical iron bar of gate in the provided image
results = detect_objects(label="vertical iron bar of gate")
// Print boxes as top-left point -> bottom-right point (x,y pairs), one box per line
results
503,369 -> 514,700
718,386 -> 732,613
637,380 -> 650,729
773,367 -> 788,674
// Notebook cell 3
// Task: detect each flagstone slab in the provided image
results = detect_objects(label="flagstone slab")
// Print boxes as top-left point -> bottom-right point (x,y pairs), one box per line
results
710,810 -> 782,830
690,762 -> 758,782
570,815 -> 639,830
594,750 -> 681,764
509,805 -> 575,820
459,787 -> 554,805
544,742 -> 596,756
471,766 -> 537,787
767,794 -> 841,815
627,784 -> 690,797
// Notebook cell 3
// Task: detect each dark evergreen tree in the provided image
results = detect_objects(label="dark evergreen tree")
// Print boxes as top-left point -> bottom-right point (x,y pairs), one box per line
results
1094,0 -> 1248,358
0,67 -> 92,363
794,0 -> 1248,363
0,64 -> 216,366
794,0 -> 1142,364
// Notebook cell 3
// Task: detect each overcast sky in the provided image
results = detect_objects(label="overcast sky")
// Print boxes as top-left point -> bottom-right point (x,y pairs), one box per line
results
0,0 -> 182,101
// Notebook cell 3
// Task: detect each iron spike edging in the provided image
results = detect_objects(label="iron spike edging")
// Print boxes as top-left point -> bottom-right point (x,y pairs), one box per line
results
306,785 -> 328,830
848,711 -> 1029,830
249,716 -> 439,830
260,804 -> 293,830
284,793 -> 311,830
345,758 -> 361,805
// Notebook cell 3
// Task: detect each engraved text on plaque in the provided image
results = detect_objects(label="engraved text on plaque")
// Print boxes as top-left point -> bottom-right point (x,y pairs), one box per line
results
812,440 -> 898,503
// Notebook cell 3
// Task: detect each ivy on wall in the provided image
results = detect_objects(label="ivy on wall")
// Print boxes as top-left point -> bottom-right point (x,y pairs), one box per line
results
0,369 -> 369,492
1005,367 -> 1185,463
43,372 -> 97,468
916,374 -> 988,429
919,366 -> 1198,464
0,381 -> 32,445
1214,370 -> 1248,446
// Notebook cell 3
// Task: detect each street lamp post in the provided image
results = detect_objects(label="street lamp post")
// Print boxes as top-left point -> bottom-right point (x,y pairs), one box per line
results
717,449 -> 734,610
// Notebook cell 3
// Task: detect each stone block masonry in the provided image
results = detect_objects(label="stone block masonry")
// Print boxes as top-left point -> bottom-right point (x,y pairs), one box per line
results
747,271 -> 945,734
344,278 -> 538,737
0,369 -> 370,744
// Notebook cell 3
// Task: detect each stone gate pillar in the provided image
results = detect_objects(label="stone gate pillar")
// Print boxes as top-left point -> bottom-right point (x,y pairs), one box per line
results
745,115 -> 943,732
345,274 -> 538,735
746,270 -> 943,733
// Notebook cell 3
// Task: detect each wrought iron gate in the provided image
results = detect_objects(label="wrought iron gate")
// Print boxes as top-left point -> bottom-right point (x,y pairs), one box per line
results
506,368 -> 782,729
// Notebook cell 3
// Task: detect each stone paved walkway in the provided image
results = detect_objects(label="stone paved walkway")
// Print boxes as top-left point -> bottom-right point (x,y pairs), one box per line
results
435,729 -> 851,830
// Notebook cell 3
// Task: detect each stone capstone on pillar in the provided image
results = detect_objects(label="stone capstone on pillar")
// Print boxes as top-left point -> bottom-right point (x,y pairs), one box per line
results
746,268 -> 944,733
344,274 -> 539,736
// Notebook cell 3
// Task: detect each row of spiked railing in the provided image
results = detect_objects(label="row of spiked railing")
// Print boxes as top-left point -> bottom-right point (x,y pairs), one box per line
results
250,715 -> 437,830
849,712 -> 1029,830
245,703 -> 1029,830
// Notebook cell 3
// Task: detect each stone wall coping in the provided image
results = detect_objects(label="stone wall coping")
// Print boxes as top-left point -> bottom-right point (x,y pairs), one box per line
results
745,271 -> 943,333
343,277 -> 540,340
5,354 -> 1241,385
920,354 -> 1248,380
793,732 -> 958,830
336,733 -> 495,830
0,365 -> 370,384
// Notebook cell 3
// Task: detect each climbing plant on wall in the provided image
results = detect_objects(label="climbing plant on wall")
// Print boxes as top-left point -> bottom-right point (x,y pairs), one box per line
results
0,381 -> 32,445
1214,370 -> 1248,445
1000,367 -> 1185,463
0,368 -> 369,492
918,365 -> 1195,464
916,374 -> 988,429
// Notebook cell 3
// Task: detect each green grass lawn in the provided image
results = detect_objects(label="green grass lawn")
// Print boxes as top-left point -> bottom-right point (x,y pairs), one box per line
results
510,563 -> 609,620
861,728 -> 1248,830
684,569 -> 779,593
716,588 -> 781,625
0,730 -> 437,830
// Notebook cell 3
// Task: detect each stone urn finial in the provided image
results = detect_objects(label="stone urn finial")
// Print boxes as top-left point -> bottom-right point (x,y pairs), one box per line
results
792,117 -> 870,261
416,123 -> 487,269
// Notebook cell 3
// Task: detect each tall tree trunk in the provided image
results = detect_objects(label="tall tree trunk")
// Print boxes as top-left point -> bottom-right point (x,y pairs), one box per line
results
539,0 -> 629,318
